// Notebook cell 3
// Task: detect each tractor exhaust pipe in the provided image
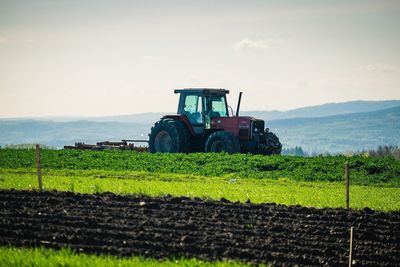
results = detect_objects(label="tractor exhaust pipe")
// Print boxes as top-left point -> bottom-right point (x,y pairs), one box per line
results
236,91 -> 243,116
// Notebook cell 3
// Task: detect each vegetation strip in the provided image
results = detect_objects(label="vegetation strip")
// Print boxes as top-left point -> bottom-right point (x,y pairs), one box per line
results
1,149 -> 399,186
0,246 -> 250,267
1,189 -> 399,266
1,169 -> 399,211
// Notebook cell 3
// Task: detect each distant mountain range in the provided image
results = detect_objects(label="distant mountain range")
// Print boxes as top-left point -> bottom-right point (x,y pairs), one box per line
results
4,100 -> 400,123
1,100 -> 399,153
269,106 -> 400,154
243,100 -> 400,121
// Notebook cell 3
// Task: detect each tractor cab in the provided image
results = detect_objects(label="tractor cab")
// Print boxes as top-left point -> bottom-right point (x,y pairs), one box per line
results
175,88 -> 230,135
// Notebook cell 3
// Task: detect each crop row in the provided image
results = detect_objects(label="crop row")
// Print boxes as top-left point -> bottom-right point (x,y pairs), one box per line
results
0,149 -> 399,185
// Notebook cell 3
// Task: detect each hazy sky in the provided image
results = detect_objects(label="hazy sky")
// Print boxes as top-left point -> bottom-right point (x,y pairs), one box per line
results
1,0 -> 399,117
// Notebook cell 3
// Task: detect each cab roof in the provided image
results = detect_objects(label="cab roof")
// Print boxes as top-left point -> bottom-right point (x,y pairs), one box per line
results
174,88 -> 229,95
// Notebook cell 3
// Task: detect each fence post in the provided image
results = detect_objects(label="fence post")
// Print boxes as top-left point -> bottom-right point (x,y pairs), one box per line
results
344,161 -> 349,209
349,226 -> 354,266
35,144 -> 43,191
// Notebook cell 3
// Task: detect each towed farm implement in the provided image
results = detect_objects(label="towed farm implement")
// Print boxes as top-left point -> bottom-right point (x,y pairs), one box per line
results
64,140 -> 148,152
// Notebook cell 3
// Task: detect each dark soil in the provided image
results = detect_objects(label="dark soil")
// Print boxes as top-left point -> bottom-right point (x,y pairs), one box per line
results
0,190 -> 399,266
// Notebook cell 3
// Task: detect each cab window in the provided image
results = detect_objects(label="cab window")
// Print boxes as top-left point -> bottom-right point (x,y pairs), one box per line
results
183,95 -> 203,124
207,96 -> 227,117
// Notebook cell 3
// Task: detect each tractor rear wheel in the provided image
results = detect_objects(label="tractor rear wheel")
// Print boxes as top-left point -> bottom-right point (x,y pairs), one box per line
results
149,119 -> 190,153
205,131 -> 241,154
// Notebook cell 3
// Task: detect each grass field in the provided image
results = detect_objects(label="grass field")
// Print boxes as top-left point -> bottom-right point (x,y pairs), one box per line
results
1,168 -> 399,211
0,246 -> 252,267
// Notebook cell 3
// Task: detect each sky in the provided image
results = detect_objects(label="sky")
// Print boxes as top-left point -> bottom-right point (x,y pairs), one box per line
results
0,0 -> 400,118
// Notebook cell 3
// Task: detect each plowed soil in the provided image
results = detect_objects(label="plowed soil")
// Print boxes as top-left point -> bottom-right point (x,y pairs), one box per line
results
0,190 -> 399,266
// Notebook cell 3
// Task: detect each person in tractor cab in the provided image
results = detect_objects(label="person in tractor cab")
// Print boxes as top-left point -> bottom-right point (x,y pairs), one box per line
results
205,95 -> 228,118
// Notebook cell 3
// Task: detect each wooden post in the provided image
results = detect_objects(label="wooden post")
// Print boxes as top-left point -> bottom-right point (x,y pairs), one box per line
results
345,161 -> 350,209
35,144 -> 43,191
349,226 -> 354,267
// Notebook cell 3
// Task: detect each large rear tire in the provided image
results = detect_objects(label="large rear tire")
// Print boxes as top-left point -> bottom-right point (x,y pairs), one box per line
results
205,131 -> 241,154
149,119 -> 190,153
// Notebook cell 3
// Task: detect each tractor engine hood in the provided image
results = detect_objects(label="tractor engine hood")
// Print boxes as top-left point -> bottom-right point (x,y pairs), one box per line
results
211,116 -> 265,142
211,116 -> 255,130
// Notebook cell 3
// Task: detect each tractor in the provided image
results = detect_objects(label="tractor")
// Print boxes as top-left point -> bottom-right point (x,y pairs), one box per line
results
148,88 -> 282,154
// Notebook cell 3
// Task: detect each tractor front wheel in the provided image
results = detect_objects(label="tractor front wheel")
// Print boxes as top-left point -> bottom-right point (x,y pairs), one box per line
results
205,131 -> 241,154
149,119 -> 190,153
260,132 -> 282,155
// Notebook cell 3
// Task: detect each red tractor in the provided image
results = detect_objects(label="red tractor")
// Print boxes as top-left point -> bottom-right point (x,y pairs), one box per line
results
149,88 -> 282,154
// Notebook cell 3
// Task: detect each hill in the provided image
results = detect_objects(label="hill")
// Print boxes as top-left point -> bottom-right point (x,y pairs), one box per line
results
0,120 -> 149,148
90,99 -> 400,122
3,100 -> 399,123
0,101 -> 399,153
242,100 -> 400,121
268,106 -> 400,153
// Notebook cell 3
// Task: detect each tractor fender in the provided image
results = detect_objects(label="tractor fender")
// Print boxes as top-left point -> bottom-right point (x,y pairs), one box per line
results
161,115 -> 196,136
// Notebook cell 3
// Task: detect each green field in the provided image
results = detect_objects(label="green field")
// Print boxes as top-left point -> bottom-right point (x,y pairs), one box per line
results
0,247 -> 252,267
0,149 -> 399,185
